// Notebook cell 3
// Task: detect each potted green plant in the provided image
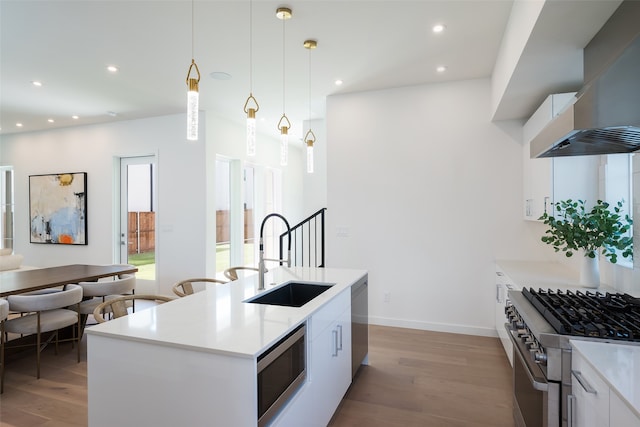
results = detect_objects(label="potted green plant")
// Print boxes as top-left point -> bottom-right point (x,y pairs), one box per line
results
539,199 -> 633,287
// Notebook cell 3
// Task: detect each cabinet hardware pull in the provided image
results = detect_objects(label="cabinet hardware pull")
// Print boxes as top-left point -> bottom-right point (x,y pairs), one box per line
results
567,394 -> 575,427
571,370 -> 597,394
337,324 -> 343,351
332,330 -> 339,357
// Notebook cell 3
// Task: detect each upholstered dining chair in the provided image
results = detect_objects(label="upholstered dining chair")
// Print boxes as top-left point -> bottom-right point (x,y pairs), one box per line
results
5,284 -> 83,379
172,278 -> 227,297
93,294 -> 173,323
223,267 -> 260,281
77,274 -> 136,318
0,299 -> 8,393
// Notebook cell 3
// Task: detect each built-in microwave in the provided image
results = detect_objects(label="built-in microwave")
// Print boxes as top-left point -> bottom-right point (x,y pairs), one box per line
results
257,323 -> 306,427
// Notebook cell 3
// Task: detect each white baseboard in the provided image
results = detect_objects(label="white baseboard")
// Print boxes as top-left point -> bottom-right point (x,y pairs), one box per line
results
368,315 -> 498,338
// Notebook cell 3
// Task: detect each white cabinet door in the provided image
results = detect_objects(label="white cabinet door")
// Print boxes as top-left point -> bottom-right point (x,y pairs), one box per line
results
610,391 -> 640,427
272,291 -> 351,427
522,92 -> 599,222
494,277 -> 513,366
571,352 -> 610,427
307,306 -> 351,427
523,93 -> 574,221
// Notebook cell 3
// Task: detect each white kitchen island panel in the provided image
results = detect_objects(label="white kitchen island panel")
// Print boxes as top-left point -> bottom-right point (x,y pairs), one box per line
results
86,267 -> 368,427
88,334 -> 257,426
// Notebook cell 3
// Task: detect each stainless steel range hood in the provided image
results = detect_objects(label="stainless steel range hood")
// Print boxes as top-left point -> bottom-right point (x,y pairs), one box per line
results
531,1 -> 640,158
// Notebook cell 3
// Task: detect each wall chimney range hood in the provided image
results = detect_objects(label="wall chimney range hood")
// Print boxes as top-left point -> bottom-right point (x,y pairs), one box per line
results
531,1 -> 640,158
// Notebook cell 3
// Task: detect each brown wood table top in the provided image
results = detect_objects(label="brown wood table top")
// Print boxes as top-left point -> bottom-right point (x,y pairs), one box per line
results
0,264 -> 138,297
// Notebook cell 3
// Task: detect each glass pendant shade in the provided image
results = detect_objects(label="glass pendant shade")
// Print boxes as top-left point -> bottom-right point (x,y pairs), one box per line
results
246,111 -> 256,156
304,128 -> 316,174
186,59 -> 200,141
306,141 -> 314,173
244,93 -> 259,156
187,81 -> 199,141
280,127 -> 289,166
277,113 -> 291,166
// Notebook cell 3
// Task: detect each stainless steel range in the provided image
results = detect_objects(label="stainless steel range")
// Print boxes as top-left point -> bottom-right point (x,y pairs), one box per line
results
505,288 -> 640,427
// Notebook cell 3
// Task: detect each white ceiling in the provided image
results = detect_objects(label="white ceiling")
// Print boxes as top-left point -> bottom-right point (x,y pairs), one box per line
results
0,0 -> 622,141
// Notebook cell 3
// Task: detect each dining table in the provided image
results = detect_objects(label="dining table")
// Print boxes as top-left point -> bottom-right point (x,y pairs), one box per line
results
0,264 -> 139,297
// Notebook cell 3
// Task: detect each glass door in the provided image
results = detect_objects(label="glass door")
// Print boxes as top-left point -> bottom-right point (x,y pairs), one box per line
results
120,156 -> 156,281
244,165 -> 256,266
216,158 -> 231,273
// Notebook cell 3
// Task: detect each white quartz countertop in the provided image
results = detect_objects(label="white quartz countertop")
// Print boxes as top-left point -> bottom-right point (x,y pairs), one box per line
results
85,266 -> 366,359
496,260 -> 580,288
571,340 -> 640,418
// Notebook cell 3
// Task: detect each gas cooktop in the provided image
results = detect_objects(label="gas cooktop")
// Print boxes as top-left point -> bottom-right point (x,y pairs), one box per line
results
522,288 -> 640,342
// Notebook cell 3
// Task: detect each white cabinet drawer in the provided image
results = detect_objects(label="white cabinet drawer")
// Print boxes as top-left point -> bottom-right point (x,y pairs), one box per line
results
571,352 -> 610,427
309,290 -> 349,342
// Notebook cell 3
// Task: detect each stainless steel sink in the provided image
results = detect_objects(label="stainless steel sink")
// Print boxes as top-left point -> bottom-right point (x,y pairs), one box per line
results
246,281 -> 333,307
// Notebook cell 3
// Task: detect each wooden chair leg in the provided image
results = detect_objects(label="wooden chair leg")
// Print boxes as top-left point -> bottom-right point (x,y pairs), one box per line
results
1,320 -> 5,394
36,313 -> 41,379
76,313 -> 81,363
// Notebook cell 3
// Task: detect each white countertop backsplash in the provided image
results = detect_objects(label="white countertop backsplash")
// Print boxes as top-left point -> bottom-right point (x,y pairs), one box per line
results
571,340 -> 640,418
85,266 -> 367,358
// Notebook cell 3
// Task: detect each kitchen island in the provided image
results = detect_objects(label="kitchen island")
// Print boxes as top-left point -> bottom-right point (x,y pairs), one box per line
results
86,266 -> 368,427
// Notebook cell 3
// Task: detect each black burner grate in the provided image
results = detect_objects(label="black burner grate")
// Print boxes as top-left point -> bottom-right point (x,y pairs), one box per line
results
523,288 -> 640,341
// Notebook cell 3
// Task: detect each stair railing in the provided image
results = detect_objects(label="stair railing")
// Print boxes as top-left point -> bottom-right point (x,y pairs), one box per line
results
279,208 -> 326,268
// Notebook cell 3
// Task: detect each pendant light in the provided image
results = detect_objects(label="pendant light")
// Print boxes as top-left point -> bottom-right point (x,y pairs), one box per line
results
276,7 -> 292,166
186,0 -> 200,141
303,39 -> 317,174
244,0 -> 259,156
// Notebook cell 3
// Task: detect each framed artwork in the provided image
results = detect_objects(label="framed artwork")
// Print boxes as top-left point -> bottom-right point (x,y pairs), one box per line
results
29,172 -> 87,245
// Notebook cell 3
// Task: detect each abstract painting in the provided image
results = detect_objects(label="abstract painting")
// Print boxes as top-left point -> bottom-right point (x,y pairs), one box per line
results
29,172 -> 87,244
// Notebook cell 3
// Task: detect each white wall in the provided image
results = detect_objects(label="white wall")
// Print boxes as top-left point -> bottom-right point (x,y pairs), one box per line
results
326,78 -> 547,336
0,112 -> 308,294
0,114 -> 204,291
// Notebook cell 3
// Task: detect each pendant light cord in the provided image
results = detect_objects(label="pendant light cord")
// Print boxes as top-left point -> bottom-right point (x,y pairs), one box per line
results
249,0 -> 253,92
191,0 -> 194,59
282,16 -> 286,114
308,47 -> 311,121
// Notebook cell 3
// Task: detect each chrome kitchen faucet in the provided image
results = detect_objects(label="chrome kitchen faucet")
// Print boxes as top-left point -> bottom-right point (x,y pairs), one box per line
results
258,213 -> 292,290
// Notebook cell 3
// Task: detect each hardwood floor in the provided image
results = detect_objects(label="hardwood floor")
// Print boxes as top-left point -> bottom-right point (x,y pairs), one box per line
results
0,325 -> 514,427
329,326 -> 515,427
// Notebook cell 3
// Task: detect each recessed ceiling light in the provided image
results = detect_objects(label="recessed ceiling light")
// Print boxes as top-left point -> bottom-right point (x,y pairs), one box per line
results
210,71 -> 232,80
32,81 -> 43,87
107,65 -> 119,72
16,123 -> 23,127
436,65 -> 447,73
433,24 -> 445,33
72,115 -> 79,120
335,79 -> 343,86
47,118 -> 55,123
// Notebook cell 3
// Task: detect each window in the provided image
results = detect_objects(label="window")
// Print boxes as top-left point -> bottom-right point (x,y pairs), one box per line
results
244,165 -> 256,266
0,167 -> 14,249
262,168 -> 283,261
216,158 -> 231,273
601,153 -> 633,266
215,160 -> 283,275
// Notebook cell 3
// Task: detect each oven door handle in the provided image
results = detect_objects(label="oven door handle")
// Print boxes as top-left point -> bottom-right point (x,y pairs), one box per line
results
506,325 -> 549,392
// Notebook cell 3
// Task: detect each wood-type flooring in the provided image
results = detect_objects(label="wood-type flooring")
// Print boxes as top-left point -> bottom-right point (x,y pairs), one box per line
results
0,325 -> 514,426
